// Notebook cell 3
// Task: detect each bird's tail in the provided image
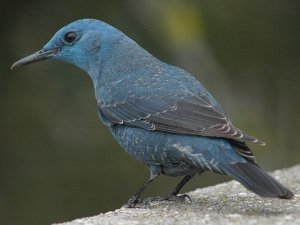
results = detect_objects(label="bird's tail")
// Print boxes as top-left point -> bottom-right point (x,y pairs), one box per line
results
221,161 -> 293,199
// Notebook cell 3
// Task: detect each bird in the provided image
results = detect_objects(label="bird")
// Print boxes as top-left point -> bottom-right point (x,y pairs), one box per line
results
11,19 -> 293,207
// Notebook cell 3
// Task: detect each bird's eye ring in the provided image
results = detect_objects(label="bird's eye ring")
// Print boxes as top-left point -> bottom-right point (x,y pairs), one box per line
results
64,32 -> 77,43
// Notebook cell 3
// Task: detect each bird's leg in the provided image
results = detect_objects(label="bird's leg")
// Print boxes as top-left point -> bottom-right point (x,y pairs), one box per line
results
145,174 -> 195,203
169,174 -> 194,197
124,173 -> 159,208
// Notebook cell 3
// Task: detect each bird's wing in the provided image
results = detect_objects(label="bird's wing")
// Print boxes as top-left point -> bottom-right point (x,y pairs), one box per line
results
99,84 -> 264,145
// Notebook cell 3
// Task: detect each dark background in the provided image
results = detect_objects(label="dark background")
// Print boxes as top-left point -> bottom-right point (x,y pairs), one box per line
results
1,1 -> 299,225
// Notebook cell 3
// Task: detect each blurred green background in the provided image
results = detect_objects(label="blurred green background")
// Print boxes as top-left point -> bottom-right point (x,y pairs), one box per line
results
1,0 -> 300,224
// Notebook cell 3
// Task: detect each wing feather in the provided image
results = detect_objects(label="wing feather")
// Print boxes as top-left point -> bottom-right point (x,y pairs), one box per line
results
100,90 -> 264,145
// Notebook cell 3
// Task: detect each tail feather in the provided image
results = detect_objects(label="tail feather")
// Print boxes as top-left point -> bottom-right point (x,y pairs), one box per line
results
222,162 -> 293,199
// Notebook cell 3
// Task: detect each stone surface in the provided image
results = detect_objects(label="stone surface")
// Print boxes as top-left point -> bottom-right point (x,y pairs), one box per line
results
54,164 -> 300,225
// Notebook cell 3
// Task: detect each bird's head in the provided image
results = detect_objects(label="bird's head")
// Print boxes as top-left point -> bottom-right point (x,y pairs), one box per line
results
11,19 -> 122,73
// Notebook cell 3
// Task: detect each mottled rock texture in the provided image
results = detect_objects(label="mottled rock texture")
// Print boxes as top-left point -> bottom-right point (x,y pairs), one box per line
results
55,164 -> 300,225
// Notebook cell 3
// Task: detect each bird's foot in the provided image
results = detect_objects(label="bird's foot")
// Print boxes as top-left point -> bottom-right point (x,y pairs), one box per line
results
144,193 -> 192,204
123,196 -> 141,208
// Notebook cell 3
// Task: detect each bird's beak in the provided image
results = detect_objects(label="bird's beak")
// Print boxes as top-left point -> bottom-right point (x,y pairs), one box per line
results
11,49 -> 58,70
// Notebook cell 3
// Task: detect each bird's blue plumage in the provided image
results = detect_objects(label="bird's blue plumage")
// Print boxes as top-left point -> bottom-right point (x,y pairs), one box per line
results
12,19 -> 293,205
111,125 -> 246,176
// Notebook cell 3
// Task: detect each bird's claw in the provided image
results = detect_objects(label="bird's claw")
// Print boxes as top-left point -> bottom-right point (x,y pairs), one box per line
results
178,194 -> 192,203
144,193 -> 192,204
123,196 -> 141,208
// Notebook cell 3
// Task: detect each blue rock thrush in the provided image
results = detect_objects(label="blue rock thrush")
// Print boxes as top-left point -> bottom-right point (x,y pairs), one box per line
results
12,19 -> 293,207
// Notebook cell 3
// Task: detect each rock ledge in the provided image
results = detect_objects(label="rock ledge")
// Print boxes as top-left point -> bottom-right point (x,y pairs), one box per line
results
55,164 -> 300,225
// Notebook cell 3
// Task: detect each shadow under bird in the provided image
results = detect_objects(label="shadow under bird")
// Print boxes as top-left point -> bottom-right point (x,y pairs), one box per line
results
11,19 -> 293,207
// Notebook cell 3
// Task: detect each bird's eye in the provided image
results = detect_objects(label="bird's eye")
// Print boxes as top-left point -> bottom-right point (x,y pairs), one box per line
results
64,32 -> 77,43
